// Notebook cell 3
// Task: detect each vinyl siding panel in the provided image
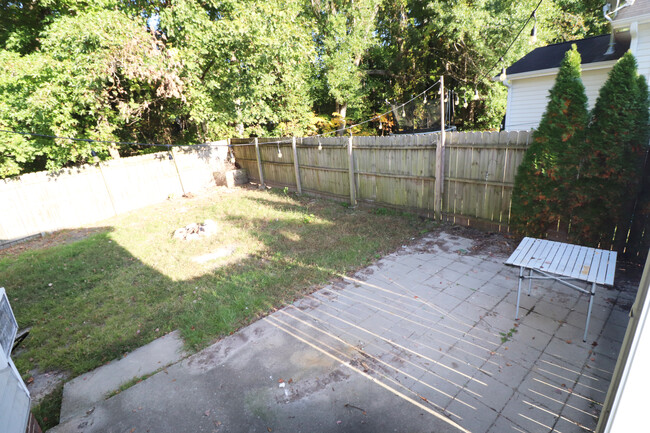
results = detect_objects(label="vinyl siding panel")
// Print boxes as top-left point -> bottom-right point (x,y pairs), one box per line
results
505,68 -> 610,131
634,22 -> 650,79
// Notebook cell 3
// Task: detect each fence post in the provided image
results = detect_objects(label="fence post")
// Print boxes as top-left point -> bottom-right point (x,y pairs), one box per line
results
292,136 -> 302,194
254,137 -> 265,187
170,147 -> 186,195
435,75 -> 446,220
348,134 -> 356,206
97,162 -> 118,216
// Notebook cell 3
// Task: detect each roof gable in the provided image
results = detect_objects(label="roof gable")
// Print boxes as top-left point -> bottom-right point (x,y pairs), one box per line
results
506,32 -> 630,76
612,0 -> 650,26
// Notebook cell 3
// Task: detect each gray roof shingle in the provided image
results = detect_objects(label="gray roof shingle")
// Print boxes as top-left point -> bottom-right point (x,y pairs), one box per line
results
506,32 -> 630,76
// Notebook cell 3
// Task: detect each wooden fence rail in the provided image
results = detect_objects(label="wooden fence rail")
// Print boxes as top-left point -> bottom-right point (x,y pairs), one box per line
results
232,131 -> 532,232
234,131 -> 650,262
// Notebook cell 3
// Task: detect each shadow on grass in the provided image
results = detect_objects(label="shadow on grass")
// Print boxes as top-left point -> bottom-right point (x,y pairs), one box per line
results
0,187 -> 437,430
2,187 -> 433,389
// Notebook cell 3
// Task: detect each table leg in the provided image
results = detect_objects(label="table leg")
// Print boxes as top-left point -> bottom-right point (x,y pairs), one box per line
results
528,268 -> 533,295
583,281 -> 597,342
516,266 -> 524,320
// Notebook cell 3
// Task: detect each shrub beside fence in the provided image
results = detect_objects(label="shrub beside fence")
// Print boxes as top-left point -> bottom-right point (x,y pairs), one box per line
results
0,143 -> 228,248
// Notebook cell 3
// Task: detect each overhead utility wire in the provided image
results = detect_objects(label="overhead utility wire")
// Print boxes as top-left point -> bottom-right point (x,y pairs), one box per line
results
0,80 -> 442,149
242,79 -> 442,147
477,0 -> 543,83
0,129 -> 187,149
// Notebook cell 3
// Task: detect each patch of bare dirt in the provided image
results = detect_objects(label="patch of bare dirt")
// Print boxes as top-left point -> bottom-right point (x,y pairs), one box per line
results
26,369 -> 70,405
443,224 -> 516,257
0,227 -> 107,258
408,224 -> 515,258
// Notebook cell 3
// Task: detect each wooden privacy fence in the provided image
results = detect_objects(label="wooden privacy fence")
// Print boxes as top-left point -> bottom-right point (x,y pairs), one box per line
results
233,132 -> 650,263
231,131 -> 531,232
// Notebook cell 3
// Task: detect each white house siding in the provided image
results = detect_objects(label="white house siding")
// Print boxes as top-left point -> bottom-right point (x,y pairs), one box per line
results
504,75 -> 555,130
632,22 -> 650,79
504,67 -> 611,130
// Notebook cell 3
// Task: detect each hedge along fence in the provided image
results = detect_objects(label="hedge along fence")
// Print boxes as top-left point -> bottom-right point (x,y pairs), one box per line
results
0,142 -> 229,248
232,131 -> 531,232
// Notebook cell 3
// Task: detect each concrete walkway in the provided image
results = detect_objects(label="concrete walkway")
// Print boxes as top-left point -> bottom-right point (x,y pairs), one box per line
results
51,230 -> 635,433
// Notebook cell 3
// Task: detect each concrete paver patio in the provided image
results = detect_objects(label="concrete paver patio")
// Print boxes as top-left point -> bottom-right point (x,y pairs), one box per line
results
52,229 -> 636,433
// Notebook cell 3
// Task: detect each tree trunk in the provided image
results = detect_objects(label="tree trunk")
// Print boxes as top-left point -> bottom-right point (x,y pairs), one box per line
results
336,103 -> 347,136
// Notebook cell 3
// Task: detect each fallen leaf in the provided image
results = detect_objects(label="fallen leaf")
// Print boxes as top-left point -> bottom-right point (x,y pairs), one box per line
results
204,410 -> 210,416
267,428 -> 272,432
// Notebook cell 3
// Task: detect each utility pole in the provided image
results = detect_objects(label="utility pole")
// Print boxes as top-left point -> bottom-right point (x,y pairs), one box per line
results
435,76 -> 446,220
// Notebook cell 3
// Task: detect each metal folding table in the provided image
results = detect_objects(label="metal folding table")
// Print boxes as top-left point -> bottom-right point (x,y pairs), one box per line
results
505,237 -> 617,341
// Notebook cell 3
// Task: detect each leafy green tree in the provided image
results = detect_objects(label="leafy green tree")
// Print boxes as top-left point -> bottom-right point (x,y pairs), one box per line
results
0,1 -> 162,54
160,0 -> 316,138
371,0 -> 602,130
569,52 -> 650,246
510,45 -> 589,237
311,0 -> 382,133
0,10 -> 188,176
0,0 -> 610,177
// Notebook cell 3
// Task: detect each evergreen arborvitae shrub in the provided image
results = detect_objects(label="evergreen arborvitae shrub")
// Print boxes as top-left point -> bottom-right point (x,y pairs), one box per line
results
569,52 -> 650,246
510,45 -> 589,237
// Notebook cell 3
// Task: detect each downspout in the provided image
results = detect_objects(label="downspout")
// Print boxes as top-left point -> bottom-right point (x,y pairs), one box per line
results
492,73 -> 512,130
604,1 -> 637,55
604,3 -> 616,55
503,79 -> 513,131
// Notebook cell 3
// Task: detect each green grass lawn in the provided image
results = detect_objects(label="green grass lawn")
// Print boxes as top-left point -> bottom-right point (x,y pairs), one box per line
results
2,186 -> 434,381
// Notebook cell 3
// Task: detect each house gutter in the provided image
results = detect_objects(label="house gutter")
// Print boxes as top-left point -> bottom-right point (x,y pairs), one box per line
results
505,60 -> 619,81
